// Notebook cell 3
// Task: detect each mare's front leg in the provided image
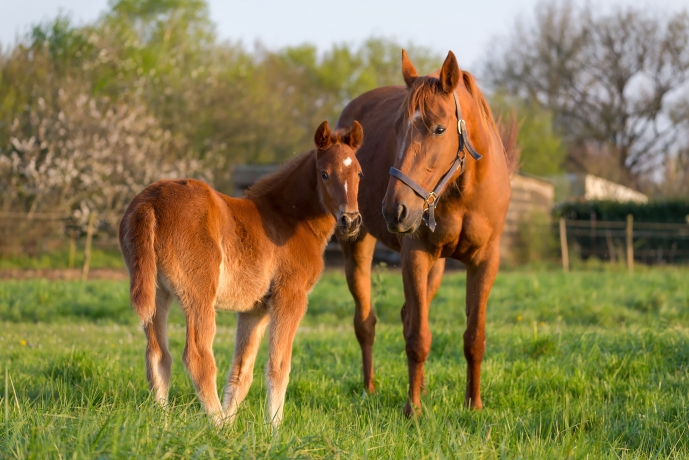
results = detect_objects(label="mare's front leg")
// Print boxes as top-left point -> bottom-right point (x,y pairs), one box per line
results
401,258 -> 446,393
266,288 -> 308,427
400,240 -> 438,417
463,244 -> 500,409
223,308 -> 270,423
340,232 -> 378,393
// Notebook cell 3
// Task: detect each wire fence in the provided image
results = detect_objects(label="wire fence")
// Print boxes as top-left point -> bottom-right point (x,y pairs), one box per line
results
559,217 -> 689,268
2,212 -> 689,272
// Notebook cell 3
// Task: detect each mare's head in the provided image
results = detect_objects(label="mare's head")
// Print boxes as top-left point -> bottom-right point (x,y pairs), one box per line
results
314,120 -> 364,239
382,50 -> 475,233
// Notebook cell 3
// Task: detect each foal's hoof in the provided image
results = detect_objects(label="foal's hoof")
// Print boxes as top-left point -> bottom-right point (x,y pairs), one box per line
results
403,402 -> 421,418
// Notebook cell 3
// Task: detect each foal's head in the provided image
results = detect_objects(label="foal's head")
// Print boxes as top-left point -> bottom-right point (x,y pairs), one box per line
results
314,120 -> 364,239
382,50 -> 469,233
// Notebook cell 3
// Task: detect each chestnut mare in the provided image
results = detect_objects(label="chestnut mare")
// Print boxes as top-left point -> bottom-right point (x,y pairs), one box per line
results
119,121 -> 364,426
336,51 -> 511,416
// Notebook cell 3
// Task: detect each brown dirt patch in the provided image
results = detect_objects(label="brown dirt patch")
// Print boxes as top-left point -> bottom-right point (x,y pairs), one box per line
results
0,268 -> 129,281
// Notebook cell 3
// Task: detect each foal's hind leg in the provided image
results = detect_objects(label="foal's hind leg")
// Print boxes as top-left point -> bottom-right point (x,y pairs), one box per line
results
266,290 -> 307,427
182,299 -> 223,423
223,308 -> 270,423
145,287 -> 173,405
340,232 -> 378,393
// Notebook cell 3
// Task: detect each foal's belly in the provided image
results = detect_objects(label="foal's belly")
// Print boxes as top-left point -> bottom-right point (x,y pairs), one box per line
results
214,254 -> 273,312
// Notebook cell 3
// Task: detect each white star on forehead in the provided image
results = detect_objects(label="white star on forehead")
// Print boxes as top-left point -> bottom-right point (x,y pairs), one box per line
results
343,157 -> 352,167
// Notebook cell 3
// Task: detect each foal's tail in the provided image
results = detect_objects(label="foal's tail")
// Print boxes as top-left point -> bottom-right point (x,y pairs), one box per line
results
120,204 -> 158,325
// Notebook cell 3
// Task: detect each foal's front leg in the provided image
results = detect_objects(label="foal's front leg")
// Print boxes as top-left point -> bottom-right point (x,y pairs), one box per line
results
223,308 -> 270,423
266,289 -> 307,427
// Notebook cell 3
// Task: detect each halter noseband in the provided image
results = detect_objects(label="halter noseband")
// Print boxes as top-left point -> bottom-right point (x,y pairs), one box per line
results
389,91 -> 483,232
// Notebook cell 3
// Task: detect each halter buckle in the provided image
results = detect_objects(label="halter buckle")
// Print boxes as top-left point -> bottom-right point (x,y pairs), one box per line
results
423,192 -> 438,213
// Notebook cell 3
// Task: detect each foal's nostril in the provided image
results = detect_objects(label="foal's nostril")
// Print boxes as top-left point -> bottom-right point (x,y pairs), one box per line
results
340,215 -> 350,227
396,204 -> 408,222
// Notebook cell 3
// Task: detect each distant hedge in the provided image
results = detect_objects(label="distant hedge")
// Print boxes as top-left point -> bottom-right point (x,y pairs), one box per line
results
554,201 -> 689,223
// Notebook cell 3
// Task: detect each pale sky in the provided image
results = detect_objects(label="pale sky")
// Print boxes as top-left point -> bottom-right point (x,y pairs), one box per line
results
1,0 -> 687,72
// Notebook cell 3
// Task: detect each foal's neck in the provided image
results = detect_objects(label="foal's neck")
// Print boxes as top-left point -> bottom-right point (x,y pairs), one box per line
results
249,151 -> 334,241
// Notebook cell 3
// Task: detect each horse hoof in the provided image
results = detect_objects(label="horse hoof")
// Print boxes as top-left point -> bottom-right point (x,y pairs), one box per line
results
403,402 -> 421,418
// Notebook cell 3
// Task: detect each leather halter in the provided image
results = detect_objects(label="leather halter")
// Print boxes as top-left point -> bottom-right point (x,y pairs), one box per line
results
389,91 -> 483,232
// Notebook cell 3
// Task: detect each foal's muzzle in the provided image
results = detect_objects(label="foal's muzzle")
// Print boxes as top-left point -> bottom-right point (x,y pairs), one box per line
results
338,211 -> 362,237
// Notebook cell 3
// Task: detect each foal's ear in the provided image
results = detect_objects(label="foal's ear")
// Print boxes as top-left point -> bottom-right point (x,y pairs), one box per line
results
401,49 -> 418,88
314,120 -> 332,151
439,50 -> 460,93
344,121 -> 363,150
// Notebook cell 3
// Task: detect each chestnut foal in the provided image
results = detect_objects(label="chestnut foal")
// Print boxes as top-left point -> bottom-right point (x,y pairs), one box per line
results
119,121 -> 364,426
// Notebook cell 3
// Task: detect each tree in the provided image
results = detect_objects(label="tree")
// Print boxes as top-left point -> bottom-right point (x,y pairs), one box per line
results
491,93 -> 565,177
484,1 -> 689,188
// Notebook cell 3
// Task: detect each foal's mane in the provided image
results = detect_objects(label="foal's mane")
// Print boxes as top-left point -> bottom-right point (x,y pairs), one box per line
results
245,151 -> 315,200
245,129 -> 354,200
402,70 -> 499,139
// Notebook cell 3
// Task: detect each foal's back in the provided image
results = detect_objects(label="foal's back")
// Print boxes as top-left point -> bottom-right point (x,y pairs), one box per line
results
122,178 -> 279,313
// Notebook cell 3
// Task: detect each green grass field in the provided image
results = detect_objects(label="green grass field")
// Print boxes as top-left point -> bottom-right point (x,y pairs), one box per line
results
1,267 -> 689,458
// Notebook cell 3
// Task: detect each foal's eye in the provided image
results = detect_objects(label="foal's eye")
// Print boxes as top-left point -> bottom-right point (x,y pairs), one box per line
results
320,171 -> 329,180
434,126 -> 446,136
358,171 -> 363,179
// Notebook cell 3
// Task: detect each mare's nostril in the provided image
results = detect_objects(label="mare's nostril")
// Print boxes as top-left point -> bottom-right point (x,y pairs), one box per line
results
340,215 -> 349,227
396,204 -> 407,221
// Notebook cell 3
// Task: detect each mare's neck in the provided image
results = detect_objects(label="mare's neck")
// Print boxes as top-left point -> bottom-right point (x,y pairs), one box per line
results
250,152 -> 335,241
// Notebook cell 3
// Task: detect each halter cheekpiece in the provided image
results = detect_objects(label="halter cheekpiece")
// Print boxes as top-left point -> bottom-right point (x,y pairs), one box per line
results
389,92 -> 483,232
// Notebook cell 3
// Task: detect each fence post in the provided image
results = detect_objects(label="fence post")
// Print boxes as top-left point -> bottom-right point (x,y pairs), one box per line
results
626,214 -> 634,273
559,217 -> 569,273
69,230 -> 76,269
81,212 -> 97,281
605,230 -> 616,263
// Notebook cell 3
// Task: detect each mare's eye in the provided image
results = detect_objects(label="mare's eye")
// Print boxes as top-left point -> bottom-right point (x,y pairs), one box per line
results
434,126 -> 446,136
320,171 -> 329,180
358,171 -> 363,179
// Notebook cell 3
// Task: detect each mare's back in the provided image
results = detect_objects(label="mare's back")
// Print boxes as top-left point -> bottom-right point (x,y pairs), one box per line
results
337,86 -> 405,221
338,86 -> 405,165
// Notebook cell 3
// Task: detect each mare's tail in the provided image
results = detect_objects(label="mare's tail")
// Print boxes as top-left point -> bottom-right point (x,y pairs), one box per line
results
120,205 -> 158,325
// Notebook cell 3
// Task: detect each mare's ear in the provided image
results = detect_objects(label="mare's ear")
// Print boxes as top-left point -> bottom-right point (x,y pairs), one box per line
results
439,50 -> 460,93
344,121 -> 363,150
314,120 -> 332,151
401,49 -> 418,88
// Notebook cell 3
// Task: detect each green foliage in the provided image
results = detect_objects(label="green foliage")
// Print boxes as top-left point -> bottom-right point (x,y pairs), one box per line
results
555,200 -> 689,223
2,269 -> 689,456
1,1 -> 443,201
0,248 -> 124,270
490,93 -> 566,176
512,209 -> 559,265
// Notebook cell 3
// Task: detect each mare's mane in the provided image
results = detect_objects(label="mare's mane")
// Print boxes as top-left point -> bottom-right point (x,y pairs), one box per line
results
402,70 -> 499,140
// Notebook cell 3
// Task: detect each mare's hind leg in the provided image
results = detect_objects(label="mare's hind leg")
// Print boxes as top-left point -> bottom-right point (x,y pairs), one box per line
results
145,287 -> 173,405
340,232 -> 378,393
223,308 -> 270,423
266,289 -> 308,427
182,298 -> 223,423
